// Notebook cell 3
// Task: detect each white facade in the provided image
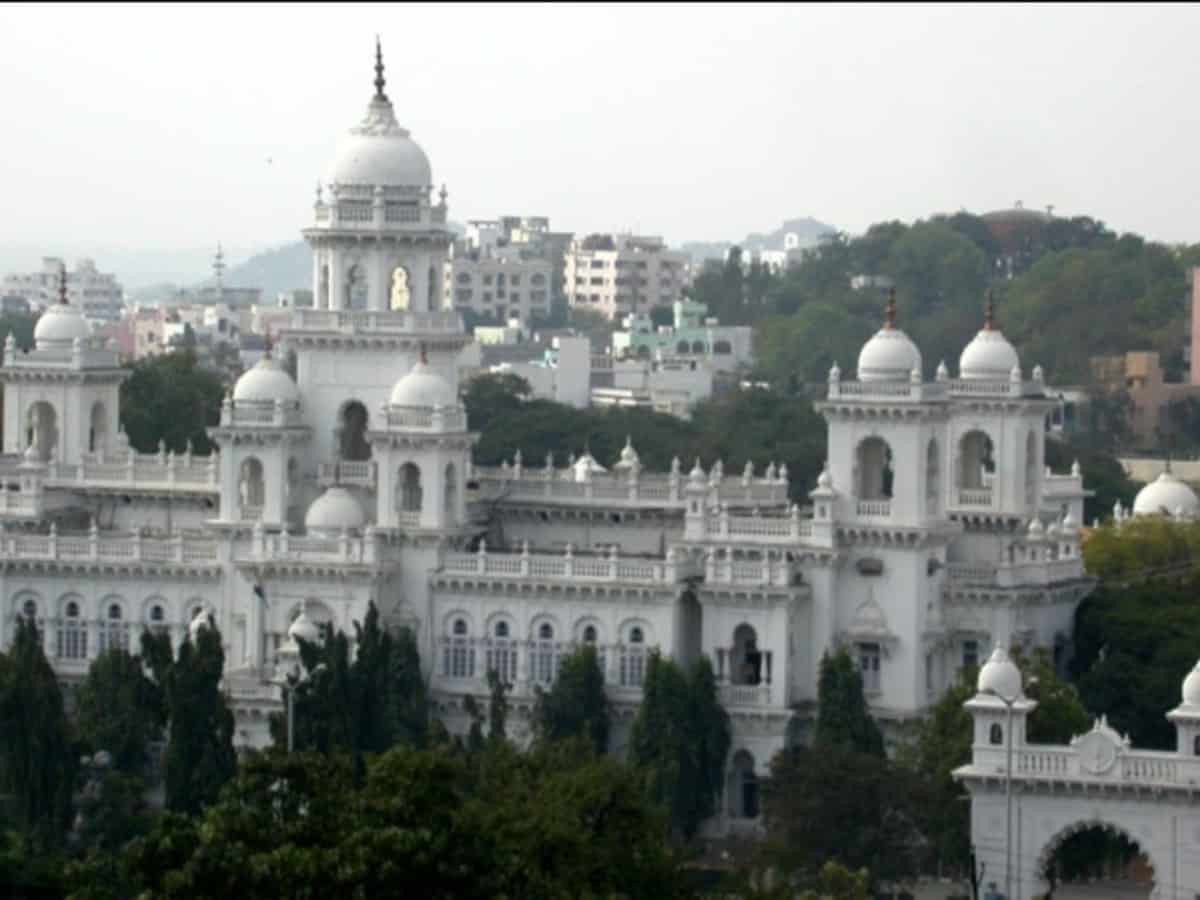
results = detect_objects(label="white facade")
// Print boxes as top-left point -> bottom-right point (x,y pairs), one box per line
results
0,50 -> 1096,835
956,649 -> 1200,900
487,336 -> 591,408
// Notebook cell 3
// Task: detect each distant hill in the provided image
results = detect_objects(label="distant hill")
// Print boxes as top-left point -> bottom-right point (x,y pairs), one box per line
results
679,217 -> 836,262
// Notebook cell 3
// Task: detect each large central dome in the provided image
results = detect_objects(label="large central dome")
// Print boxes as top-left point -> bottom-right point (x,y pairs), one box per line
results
324,41 -> 432,190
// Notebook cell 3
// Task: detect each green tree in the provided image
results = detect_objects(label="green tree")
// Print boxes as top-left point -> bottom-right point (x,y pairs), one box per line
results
75,647 -> 166,773
119,349 -> 224,454
461,371 -> 532,433
814,648 -> 884,757
273,604 -> 428,767
0,616 -> 75,851
159,619 -> 237,815
629,652 -> 731,840
533,644 -> 609,753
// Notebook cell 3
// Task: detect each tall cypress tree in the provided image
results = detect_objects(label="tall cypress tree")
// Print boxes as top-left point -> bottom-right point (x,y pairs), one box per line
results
533,644 -> 609,754
0,617 -> 75,849
162,619 -> 236,815
814,648 -> 884,757
76,647 -> 166,773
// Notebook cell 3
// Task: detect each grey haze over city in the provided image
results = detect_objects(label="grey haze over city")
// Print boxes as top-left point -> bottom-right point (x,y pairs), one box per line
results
1,2 -> 1198,286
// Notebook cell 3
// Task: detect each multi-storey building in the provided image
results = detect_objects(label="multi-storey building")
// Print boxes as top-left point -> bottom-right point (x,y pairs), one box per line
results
445,245 -> 553,325
612,299 -> 754,374
0,45 -> 1110,834
564,233 -> 688,321
1,257 -> 124,322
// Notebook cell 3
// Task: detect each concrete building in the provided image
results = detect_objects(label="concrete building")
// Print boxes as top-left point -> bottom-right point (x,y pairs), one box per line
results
487,336 -> 591,408
1089,351 -> 1200,450
611,300 -> 754,374
445,247 -> 553,326
564,233 -> 688,321
1,257 -> 124,322
0,46 -> 1095,836
592,356 -> 715,419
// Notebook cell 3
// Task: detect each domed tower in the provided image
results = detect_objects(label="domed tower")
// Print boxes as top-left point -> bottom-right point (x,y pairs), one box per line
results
370,351 -> 476,532
207,351 -> 311,526
281,40 -> 471,473
306,38 -> 451,315
0,266 -> 125,465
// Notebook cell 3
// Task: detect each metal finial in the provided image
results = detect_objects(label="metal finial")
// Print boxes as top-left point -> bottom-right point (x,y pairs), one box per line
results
984,289 -> 995,331
374,36 -> 388,102
58,263 -> 68,305
884,287 -> 896,330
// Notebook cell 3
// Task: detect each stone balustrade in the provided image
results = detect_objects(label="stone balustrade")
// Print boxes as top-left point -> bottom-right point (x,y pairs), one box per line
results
381,407 -> 468,432
317,460 -> 377,488
947,552 -> 1084,588
285,308 -> 463,335
826,381 -> 947,402
0,528 -> 219,565
439,545 -> 681,584
973,744 -> 1200,786
238,528 -> 380,565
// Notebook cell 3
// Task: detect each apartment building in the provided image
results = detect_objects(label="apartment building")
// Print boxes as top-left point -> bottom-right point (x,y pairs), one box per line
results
1,257 -> 124,322
564,233 -> 688,321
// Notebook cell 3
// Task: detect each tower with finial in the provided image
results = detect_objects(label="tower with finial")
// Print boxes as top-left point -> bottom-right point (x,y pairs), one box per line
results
213,243 -> 226,301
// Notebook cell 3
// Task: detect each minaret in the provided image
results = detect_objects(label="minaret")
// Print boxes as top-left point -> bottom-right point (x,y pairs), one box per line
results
213,244 -> 226,302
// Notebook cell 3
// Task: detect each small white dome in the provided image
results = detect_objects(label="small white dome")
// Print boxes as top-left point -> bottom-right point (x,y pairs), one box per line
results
1181,660 -> 1200,707
959,328 -> 1020,381
189,608 -> 213,641
977,646 -> 1023,700
857,327 -> 922,382
34,303 -> 91,349
288,610 -> 321,646
389,358 -> 456,408
1132,470 -> 1199,518
304,486 -> 366,534
613,436 -> 640,469
233,356 -> 300,405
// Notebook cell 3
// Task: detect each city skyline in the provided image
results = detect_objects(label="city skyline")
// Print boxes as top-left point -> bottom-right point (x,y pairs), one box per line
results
1,3 -> 1197,260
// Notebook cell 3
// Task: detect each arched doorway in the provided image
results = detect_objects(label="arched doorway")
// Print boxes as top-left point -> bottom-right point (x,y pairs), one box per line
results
958,430 -> 995,491
390,266 -> 411,311
728,750 -> 759,820
925,438 -> 940,516
397,463 -> 422,518
346,263 -> 368,310
338,401 -> 371,462
1037,821 -> 1153,900
25,401 -> 58,461
239,457 -> 265,519
855,436 -> 894,500
443,463 -> 457,522
89,401 -> 107,455
730,623 -> 761,685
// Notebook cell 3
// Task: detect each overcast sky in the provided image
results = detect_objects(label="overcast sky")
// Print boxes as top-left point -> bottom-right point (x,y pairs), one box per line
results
2,2 -> 1198,260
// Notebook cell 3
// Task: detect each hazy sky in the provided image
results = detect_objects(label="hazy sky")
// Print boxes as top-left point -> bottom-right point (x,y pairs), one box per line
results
2,2 -> 1198,259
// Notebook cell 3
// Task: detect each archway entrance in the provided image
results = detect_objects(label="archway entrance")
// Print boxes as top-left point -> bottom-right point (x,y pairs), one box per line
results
338,401 -> 371,462
25,401 -> 58,461
1038,822 -> 1153,900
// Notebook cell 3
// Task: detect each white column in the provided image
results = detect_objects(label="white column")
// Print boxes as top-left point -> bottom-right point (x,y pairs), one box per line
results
327,248 -> 343,312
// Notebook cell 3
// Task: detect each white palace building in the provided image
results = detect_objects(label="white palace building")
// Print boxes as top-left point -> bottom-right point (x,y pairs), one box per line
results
0,46 -> 1104,829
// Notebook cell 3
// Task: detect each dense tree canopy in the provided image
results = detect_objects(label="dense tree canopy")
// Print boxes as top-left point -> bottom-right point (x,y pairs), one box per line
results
75,648 -> 166,774
629,652 -> 731,841
119,350 -> 224,454
813,649 -> 884,757
533,644 -> 610,754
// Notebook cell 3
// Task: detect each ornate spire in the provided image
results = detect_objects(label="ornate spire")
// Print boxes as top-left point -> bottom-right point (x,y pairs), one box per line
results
373,35 -> 388,102
58,263 -> 68,305
883,287 -> 896,330
984,288 -> 995,331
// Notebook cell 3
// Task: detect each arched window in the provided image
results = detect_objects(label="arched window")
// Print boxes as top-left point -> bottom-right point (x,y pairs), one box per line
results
338,401 -> 371,462
676,340 -> 690,354
925,439 -> 940,515
25,401 -> 58,462
58,600 -> 86,660
855,437 -> 894,501
583,625 -> 597,643
398,463 -> 422,515
89,401 -> 107,455
731,624 -> 761,686
148,604 -> 168,636
713,339 -> 732,355
444,463 -> 457,522
729,750 -> 759,819
346,263 -> 368,310
390,266 -> 410,311
989,723 -> 1004,746
486,620 -> 517,683
443,617 -> 474,679
99,602 -> 128,653
238,457 -> 265,519
958,430 -> 995,491
691,340 -> 705,354
532,622 -> 559,685
620,625 -> 646,687
19,598 -> 37,621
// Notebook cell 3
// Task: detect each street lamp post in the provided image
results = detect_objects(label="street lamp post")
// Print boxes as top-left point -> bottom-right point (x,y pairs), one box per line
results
270,658 -> 326,754
984,675 -> 1036,900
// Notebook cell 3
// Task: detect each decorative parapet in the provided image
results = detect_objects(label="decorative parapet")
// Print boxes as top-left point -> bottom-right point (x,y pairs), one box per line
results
39,448 -> 220,493
826,380 -> 948,403
946,555 -> 1085,588
283,309 -> 463,335
238,528 -> 380,566
381,407 -> 468,432
437,543 -> 681,585
317,460 -> 376,489
219,401 -> 306,429
0,527 -> 219,568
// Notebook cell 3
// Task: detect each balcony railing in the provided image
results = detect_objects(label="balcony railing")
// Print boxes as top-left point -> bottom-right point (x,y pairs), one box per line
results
856,499 -> 891,517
